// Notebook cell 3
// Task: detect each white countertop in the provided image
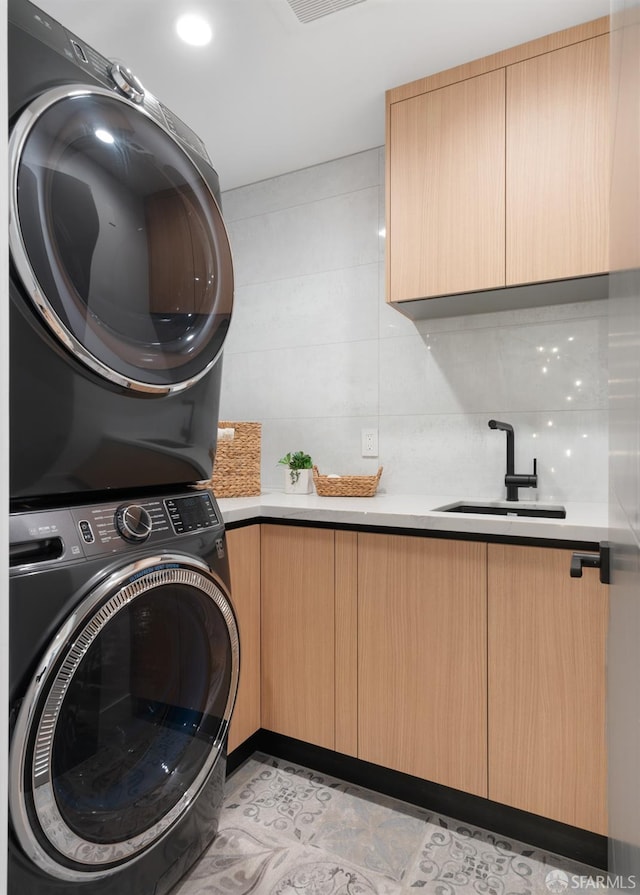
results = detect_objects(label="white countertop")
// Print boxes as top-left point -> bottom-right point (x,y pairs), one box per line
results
217,491 -> 609,543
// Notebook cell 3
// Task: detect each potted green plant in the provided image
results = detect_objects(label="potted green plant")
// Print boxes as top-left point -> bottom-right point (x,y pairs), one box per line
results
278,450 -> 314,494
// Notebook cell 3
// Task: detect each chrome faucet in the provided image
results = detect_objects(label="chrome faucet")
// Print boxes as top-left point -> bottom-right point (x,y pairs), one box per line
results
488,419 -> 537,501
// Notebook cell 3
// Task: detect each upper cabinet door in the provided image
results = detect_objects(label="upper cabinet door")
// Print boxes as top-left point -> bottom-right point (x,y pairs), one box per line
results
388,68 -> 505,301
506,35 -> 610,285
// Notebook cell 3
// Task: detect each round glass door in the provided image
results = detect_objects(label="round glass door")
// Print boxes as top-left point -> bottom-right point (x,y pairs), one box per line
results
9,86 -> 234,394
9,557 -> 239,880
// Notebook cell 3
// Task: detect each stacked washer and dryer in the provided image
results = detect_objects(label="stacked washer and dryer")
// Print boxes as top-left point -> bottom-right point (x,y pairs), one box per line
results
8,1 -> 239,892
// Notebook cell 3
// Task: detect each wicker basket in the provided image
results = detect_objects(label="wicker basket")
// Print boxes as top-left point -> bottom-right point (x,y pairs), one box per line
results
204,422 -> 262,498
312,465 -> 383,498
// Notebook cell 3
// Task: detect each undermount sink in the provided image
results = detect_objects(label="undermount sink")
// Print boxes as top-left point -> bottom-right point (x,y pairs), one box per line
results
434,501 -> 566,519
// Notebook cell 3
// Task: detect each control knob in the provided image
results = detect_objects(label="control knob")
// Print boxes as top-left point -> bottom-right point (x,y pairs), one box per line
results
109,62 -> 145,104
115,504 -> 152,543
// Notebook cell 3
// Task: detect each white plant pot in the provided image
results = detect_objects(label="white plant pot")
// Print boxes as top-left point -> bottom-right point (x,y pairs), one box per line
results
284,468 -> 313,494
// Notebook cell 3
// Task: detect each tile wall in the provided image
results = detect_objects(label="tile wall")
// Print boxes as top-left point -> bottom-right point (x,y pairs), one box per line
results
219,148 -> 608,503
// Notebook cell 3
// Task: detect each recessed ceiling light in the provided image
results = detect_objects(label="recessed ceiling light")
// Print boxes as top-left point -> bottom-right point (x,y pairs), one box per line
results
176,13 -> 212,47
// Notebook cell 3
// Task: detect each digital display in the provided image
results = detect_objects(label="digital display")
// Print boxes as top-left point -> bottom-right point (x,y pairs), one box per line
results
164,493 -> 218,534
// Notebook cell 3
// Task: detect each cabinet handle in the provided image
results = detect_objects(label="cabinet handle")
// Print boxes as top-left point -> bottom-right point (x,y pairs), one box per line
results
570,541 -> 610,584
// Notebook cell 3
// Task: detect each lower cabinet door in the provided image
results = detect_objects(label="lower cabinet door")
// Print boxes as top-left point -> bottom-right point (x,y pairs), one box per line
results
358,533 -> 488,798
261,525 -> 336,749
227,525 -> 261,753
488,543 -> 608,835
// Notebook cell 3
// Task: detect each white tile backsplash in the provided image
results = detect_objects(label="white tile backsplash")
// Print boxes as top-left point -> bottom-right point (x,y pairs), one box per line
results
224,264 -> 379,355
220,340 -> 379,422
378,414 -> 496,498
259,416 -> 382,491
380,316 -> 607,417
220,147 -> 609,502
379,410 -> 608,503
221,149 -> 381,223
227,187 -> 379,286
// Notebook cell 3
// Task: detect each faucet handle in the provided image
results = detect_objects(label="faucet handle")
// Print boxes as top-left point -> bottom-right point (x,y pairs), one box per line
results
505,458 -> 538,489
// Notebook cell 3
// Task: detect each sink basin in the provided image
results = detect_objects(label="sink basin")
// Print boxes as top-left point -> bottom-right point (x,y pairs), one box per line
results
434,500 -> 566,519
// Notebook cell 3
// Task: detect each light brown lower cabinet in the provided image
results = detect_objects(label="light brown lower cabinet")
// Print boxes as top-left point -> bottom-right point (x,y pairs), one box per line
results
226,525 -> 261,753
488,543 -> 608,835
230,523 -> 608,836
260,525 -> 336,749
357,533 -> 488,798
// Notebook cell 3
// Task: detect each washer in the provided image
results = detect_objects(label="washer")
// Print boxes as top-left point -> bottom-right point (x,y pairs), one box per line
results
9,0 -> 234,502
9,488 -> 239,894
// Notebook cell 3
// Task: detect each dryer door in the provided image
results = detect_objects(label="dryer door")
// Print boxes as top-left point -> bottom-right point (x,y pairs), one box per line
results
9,86 -> 233,395
9,555 -> 239,881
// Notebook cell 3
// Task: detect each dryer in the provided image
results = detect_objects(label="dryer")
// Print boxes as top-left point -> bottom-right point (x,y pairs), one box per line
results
9,0 -> 234,502
9,488 -> 239,894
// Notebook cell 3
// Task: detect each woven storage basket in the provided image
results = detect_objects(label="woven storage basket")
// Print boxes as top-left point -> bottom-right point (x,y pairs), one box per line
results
207,422 -> 262,498
312,465 -> 383,497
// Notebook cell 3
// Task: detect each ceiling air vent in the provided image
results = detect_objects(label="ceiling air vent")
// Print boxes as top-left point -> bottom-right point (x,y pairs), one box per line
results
285,0 -> 367,24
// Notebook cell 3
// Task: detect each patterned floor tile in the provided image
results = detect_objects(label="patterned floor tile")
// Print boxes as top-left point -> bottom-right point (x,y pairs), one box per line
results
267,845 -> 403,895
171,828 -> 296,895
227,756 -> 270,795
306,787 -> 430,882
172,826 -> 290,894
222,754 -> 343,845
171,756 -> 601,895
404,815 -> 601,894
223,753 -> 430,882
173,830 -> 403,895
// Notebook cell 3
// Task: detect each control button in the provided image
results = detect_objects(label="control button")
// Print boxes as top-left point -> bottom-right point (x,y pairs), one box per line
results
115,505 -> 152,543
109,62 -> 145,104
78,520 -> 95,544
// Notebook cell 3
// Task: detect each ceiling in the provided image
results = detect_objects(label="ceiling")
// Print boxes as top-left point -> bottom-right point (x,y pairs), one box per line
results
34,0 -> 610,191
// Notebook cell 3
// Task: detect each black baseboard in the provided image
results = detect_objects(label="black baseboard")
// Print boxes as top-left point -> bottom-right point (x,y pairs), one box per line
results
227,730 -> 264,775
228,729 -> 608,870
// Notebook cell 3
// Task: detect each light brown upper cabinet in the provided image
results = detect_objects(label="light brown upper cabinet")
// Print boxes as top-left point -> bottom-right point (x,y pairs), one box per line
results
357,533 -> 488,798
506,35 -> 609,285
488,543 -> 608,835
386,17 -> 609,308
388,69 -> 505,301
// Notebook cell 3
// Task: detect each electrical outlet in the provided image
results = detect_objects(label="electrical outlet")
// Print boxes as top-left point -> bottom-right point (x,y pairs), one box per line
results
361,428 -> 378,458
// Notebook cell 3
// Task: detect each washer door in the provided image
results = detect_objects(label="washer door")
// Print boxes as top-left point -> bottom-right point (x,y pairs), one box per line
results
9,555 -> 239,881
9,86 -> 233,394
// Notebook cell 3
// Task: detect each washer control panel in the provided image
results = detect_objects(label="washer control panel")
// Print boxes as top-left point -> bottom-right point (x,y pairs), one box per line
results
78,492 -> 220,554
9,0 -> 213,165
77,498 -> 171,552
10,490 -> 222,570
